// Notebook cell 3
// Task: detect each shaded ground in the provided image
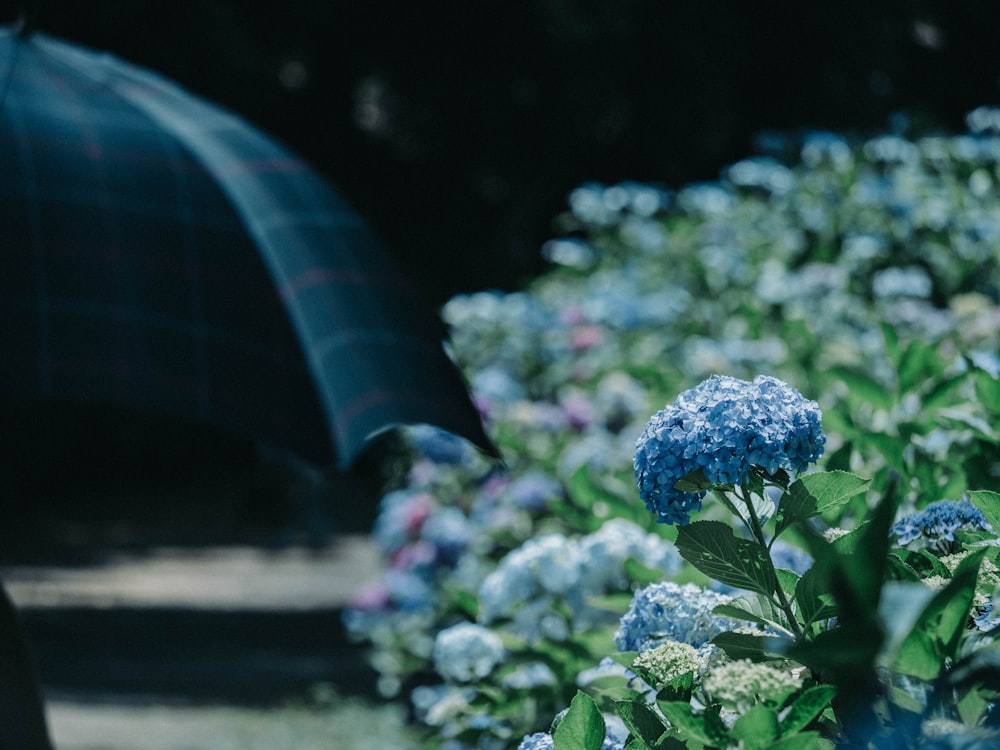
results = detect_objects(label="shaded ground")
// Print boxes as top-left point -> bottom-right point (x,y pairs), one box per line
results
2,537 -> 417,748
0,404 -> 420,747
47,694 -> 414,750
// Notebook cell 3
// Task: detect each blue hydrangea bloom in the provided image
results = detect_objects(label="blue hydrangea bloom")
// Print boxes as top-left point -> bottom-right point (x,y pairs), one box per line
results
517,733 -> 554,750
891,498 -> 992,546
432,622 -> 505,683
615,581 -> 736,653
634,374 -> 826,525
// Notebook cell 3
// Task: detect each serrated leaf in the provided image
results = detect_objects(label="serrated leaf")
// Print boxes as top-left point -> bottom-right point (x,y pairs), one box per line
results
657,702 -> 727,747
779,685 -> 837,735
674,469 -> 713,493
675,520 -> 777,596
553,691 -> 606,750
968,490 -> 1000,535
773,471 -> 870,537
656,670 -> 694,703
714,594 -> 792,634
731,705 -> 779,750
615,699 -> 668,748
795,567 -> 838,628
774,568 -> 800,599
711,631 -> 784,662
887,549 -> 951,580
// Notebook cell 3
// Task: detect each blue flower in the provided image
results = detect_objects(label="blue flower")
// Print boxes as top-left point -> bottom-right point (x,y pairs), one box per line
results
517,733 -> 554,750
615,581 -> 736,653
634,374 -> 826,525
891,498 -> 992,546
432,622 -> 505,683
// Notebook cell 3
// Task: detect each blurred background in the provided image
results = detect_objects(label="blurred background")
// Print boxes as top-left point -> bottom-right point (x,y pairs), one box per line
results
2,2 -> 1000,745
7,1 -> 1000,307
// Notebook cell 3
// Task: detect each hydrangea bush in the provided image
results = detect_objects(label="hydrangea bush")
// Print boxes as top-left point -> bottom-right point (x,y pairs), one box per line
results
344,108 -> 1000,748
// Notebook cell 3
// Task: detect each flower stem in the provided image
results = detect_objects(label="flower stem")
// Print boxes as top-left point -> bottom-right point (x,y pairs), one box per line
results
739,481 -> 803,639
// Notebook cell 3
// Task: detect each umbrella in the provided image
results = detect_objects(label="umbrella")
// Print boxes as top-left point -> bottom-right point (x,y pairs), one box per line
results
0,23 -> 497,470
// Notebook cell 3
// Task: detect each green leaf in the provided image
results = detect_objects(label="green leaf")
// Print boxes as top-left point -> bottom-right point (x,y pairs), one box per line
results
711,631 -> 784,662
946,643 -> 1000,693
615,700 -> 668,749
770,731 -> 835,750
893,550 -> 985,680
968,490 -> 1000,534
897,338 -> 936,393
730,705 -> 779,750
939,408 -> 1000,444
773,471 -> 870,537
553,691 -> 606,750
675,521 -> 777,596
794,567 -> 838,628
656,670 -> 694,703
779,685 -> 838,735
973,368 -> 1000,414
674,469 -> 713,493
625,557 -> 669,586
774,568 -> 800,599
828,366 -> 895,409
656,702 -> 727,748
887,549 -> 952,580
714,594 -> 793,634
878,582 -> 936,663
453,588 -> 478,619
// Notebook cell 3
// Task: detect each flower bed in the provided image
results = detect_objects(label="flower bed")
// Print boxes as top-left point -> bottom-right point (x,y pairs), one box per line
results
344,109 -> 1000,749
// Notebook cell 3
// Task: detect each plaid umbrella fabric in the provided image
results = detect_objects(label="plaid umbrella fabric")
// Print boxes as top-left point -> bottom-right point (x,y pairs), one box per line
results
0,26 -> 496,469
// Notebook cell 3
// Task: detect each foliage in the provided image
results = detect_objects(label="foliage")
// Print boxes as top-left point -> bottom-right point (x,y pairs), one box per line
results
343,109 -> 1000,748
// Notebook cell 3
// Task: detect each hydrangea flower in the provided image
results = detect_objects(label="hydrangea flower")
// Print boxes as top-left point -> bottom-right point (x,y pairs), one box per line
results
478,520 -> 682,641
432,622 -> 505,683
517,732 -> 554,750
702,659 -> 803,712
890,498 -> 992,547
631,640 -> 706,687
615,581 -> 736,652
634,374 -> 826,525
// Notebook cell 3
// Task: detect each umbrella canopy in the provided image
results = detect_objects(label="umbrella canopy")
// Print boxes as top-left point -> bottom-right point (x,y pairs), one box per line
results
0,25 -> 497,469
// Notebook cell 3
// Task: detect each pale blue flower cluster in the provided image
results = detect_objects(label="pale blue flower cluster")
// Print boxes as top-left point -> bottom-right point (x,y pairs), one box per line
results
517,733 -> 554,750
891,498 -> 992,546
615,581 -> 736,653
478,520 -> 683,642
634,374 -> 826,525
433,622 -> 506,683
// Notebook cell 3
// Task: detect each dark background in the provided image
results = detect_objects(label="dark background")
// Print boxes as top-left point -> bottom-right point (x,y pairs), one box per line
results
2,0 -> 1000,550
6,1 -> 1000,307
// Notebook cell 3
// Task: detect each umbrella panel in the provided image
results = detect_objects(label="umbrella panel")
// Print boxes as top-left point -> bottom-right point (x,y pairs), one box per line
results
0,28 -> 496,467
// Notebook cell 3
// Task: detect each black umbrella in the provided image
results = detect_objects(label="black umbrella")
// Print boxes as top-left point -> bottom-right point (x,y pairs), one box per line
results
0,23 -> 496,470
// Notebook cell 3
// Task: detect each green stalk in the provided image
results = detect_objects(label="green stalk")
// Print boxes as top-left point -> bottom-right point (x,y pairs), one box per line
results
739,480 -> 803,639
